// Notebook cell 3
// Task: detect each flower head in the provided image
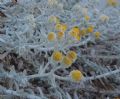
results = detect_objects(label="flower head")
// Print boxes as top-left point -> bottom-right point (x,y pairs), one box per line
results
57,31 -> 64,40
52,51 -> 63,62
107,0 -> 118,6
69,26 -> 81,40
70,70 -> 84,82
87,25 -> 94,33
47,32 -> 56,41
75,35 -> 81,41
67,51 -> 77,62
69,31 -> 78,38
55,23 -> 67,32
62,56 -> 72,68
80,28 -> 87,36
72,26 -> 80,34
94,32 -> 101,39
84,15 -> 90,21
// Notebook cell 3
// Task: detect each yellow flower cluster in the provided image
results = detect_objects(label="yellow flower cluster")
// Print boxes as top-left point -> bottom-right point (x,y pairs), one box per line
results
47,31 -> 65,42
47,9 -> 103,45
51,51 -> 84,83
52,50 -> 77,68
48,16 -> 100,42
62,51 -> 77,68
68,25 -> 95,41
107,0 -> 118,6
48,9 -> 103,83
70,70 -> 84,82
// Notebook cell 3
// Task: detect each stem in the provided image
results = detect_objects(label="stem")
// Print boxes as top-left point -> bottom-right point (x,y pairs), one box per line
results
41,62 -> 50,74
28,73 -> 50,80
84,69 -> 120,81
65,37 -> 91,49
54,74 -> 70,81
79,54 -> 120,59
0,86 -> 41,99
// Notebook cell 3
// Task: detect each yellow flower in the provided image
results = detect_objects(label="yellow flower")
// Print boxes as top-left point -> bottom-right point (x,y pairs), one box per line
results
87,25 -> 94,33
107,0 -> 118,6
69,31 -> 78,38
69,26 -> 81,40
75,35 -> 81,41
70,70 -> 83,82
67,51 -> 77,62
84,15 -> 90,21
55,23 -> 67,32
52,51 -> 63,62
57,31 -> 64,40
62,56 -> 72,68
72,26 -> 80,34
48,16 -> 60,23
47,32 -> 56,41
80,28 -> 87,36
94,32 -> 101,39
